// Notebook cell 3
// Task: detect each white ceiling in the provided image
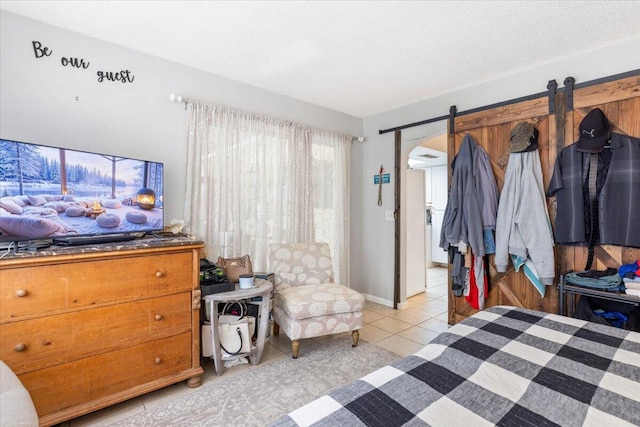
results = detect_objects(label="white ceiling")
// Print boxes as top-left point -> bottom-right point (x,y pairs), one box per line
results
2,1 -> 640,118
408,146 -> 447,169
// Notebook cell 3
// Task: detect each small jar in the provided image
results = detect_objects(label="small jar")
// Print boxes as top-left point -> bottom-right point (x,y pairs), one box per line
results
238,274 -> 254,289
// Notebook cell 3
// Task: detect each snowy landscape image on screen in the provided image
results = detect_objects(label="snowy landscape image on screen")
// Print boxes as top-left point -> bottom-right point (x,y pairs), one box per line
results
0,139 -> 164,240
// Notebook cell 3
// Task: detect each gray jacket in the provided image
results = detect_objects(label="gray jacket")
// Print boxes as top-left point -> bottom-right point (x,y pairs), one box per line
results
495,150 -> 555,285
440,134 -> 497,257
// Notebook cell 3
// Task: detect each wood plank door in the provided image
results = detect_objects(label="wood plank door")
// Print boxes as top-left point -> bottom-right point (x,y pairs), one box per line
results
556,74 -> 640,277
447,95 -> 558,324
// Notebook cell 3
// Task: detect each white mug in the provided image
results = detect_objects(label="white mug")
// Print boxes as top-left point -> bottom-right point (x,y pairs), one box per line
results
238,274 -> 254,289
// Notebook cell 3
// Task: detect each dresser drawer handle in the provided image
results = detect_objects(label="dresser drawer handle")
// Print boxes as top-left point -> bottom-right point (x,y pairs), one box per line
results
16,289 -> 28,297
155,271 -> 164,278
154,357 -> 162,365
155,314 -> 163,321
14,343 -> 26,352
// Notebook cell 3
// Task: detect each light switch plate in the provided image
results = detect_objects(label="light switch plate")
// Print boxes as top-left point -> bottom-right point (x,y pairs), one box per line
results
385,210 -> 395,221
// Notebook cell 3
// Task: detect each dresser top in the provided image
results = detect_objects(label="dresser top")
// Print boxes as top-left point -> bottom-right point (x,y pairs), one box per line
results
0,233 -> 204,260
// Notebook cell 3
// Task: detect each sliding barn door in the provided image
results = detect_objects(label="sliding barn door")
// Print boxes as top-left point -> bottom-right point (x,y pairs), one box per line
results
447,95 -> 557,324
557,75 -> 640,276
446,71 -> 639,324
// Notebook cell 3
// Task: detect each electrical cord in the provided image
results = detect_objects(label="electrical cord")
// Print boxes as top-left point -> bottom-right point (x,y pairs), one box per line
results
0,241 -> 15,259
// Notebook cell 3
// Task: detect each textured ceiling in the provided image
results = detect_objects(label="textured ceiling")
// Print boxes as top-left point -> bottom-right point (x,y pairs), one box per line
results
2,1 -> 640,117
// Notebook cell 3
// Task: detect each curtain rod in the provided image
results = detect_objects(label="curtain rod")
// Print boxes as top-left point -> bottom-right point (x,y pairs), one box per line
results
169,93 -> 192,109
169,93 -> 364,142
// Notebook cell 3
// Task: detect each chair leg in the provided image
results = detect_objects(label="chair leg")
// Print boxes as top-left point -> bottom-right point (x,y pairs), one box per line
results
352,330 -> 359,348
273,321 -> 280,336
292,340 -> 300,359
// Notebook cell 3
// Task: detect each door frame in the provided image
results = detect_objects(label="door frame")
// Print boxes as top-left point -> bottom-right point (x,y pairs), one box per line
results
395,124 -> 448,309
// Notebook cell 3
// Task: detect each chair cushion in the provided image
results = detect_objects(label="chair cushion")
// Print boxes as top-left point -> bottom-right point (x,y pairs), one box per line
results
275,283 -> 364,320
275,269 -> 332,287
272,305 -> 362,340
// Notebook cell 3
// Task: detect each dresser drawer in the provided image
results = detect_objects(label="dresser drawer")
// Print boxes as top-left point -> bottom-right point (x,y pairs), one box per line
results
0,251 -> 194,321
0,267 -> 68,321
19,332 -> 193,421
1,293 -> 192,375
67,251 -> 194,307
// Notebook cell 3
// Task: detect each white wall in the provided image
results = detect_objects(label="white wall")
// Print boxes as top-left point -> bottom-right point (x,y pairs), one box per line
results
0,11 -> 362,226
356,37 -> 640,304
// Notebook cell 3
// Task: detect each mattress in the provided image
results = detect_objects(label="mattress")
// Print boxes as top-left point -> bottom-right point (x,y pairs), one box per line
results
272,305 -> 640,426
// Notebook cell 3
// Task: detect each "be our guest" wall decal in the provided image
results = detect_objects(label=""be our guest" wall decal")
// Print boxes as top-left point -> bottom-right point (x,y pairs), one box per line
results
32,40 -> 135,84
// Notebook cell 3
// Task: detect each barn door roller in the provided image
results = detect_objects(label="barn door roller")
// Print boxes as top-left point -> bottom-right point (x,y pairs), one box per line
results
547,80 -> 558,114
564,76 -> 575,111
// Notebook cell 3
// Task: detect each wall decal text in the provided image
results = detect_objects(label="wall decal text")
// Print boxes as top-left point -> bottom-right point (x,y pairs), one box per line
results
61,56 -> 90,69
97,70 -> 135,83
31,40 -> 135,84
32,41 -> 53,58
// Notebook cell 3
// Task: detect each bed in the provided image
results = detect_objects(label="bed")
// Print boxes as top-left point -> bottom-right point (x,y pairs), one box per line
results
272,305 -> 640,427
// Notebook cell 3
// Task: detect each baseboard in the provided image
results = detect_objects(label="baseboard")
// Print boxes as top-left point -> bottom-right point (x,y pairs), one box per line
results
361,294 -> 412,310
361,293 -> 393,308
396,301 -> 409,310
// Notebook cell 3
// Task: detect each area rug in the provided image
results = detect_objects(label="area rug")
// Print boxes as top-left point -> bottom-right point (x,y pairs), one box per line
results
112,335 -> 399,426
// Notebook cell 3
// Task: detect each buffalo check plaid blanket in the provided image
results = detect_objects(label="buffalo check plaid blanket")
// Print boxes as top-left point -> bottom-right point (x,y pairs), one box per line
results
272,306 -> 640,427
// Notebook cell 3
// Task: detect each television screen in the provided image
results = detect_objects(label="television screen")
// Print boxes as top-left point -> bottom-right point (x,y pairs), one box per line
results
0,139 -> 164,243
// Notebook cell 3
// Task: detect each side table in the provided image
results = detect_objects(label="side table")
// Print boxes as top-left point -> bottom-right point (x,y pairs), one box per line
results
202,279 -> 273,375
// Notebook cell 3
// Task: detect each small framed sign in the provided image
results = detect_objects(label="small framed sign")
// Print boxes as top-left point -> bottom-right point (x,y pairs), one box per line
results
374,173 -> 390,184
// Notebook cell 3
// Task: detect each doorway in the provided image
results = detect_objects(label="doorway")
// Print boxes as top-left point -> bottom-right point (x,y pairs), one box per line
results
403,132 -> 448,300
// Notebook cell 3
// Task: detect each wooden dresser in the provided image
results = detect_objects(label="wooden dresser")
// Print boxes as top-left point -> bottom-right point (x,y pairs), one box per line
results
0,237 -> 204,426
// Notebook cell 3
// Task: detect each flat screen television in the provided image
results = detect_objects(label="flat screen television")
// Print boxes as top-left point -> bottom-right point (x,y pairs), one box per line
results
0,138 -> 164,246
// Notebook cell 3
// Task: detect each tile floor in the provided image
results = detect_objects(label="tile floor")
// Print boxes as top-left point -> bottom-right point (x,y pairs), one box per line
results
61,267 -> 450,426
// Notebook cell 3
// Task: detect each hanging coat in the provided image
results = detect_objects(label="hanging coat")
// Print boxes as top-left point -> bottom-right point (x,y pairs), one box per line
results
547,133 -> 640,248
495,150 -> 555,295
440,134 -> 497,309
440,134 -> 494,257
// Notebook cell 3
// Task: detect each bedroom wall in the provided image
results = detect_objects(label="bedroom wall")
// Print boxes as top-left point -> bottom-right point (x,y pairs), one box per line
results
2,10 -> 639,304
0,10 -> 362,228
356,36 -> 640,304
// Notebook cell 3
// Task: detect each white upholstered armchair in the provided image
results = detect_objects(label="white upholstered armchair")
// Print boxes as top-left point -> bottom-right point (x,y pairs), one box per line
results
0,360 -> 38,427
267,242 -> 364,358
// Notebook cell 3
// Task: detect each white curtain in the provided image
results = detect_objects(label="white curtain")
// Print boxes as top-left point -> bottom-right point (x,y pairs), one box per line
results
310,129 -> 351,286
185,102 -> 351,285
